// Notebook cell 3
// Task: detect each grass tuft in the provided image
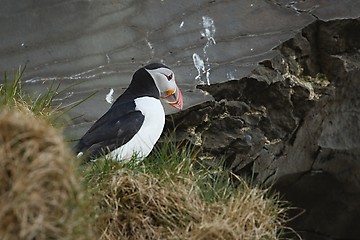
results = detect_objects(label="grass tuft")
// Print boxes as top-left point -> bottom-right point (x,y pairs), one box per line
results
88,169 -> 203,239
0,109 -> 92,240
84,135 -> 290,240
1,66 -> 58,118
1,66 -> 97,125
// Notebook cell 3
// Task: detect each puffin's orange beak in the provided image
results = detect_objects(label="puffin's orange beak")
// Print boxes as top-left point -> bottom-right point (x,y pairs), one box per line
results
162,85 -> 183,110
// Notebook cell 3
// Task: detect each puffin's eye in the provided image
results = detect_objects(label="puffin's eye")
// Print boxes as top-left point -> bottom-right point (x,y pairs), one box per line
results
166,73 -> 173,81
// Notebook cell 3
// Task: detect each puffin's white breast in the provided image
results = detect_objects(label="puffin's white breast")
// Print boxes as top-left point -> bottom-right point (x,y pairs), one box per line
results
109,96 -> 165,161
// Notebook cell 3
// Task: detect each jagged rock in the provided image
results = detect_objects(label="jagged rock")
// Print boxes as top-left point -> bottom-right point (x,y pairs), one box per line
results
165,18 -> 360,239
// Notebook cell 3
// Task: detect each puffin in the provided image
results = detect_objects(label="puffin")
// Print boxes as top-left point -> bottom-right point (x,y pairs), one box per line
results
75,63 -> 183,162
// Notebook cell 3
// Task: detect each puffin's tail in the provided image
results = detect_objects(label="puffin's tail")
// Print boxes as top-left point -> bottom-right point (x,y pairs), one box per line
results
73,140 -> 91,164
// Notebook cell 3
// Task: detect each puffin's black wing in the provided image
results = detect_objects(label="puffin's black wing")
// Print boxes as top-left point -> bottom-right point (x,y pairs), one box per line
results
75,100 -> 144,161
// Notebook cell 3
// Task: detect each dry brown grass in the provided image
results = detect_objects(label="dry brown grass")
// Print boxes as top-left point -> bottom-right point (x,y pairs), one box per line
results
0,108 -> 90,240
90,170 -> 202,239
191,183 -> 286,240
90,168 -> 287,240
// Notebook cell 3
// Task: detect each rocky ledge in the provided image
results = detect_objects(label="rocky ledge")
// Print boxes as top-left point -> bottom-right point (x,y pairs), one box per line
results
165,18 -> 360,239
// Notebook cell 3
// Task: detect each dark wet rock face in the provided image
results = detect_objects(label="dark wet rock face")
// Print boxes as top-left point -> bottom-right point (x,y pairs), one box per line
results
165,18 -> 360,239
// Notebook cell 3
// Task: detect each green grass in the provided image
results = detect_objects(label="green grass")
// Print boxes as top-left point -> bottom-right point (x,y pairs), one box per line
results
1,66 -> 96,126
0,67 -> 294,240
83,133 -> 237,203
82,136 -> 290,239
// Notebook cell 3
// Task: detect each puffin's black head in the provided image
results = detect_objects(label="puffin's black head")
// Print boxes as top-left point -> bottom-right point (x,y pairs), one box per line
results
144,63 -> 170,70
127,63 -> 183,110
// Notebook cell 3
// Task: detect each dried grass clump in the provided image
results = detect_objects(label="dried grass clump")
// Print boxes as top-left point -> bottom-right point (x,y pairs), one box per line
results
0,109 -> 86,240
94,170 -> 204,240
191,185 -> 286,240
92,167 -> 287,240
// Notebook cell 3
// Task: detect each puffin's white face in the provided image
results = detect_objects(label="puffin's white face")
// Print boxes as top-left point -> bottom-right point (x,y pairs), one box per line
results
145,67 -> 183,110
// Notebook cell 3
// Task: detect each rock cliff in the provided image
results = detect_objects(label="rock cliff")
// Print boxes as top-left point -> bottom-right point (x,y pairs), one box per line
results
165,18 -> 360,239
